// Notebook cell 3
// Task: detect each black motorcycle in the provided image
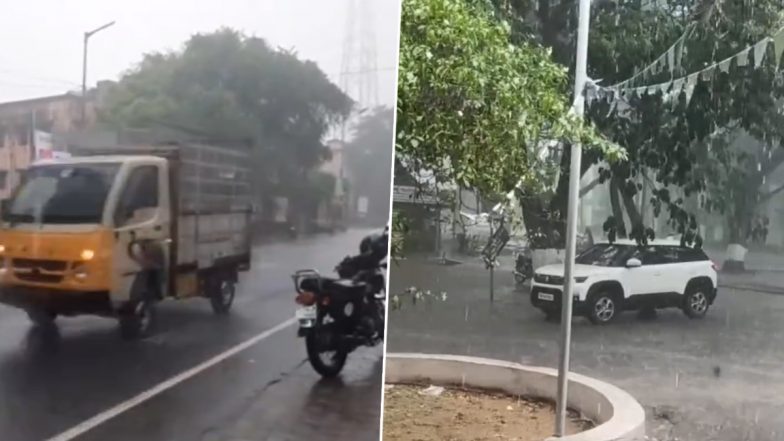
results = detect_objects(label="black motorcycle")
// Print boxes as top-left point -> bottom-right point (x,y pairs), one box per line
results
292,229 -> 387,377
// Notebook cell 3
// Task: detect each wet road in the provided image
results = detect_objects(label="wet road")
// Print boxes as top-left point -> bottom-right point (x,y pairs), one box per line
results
0,229 -> 383,441
387,256 -> 784,441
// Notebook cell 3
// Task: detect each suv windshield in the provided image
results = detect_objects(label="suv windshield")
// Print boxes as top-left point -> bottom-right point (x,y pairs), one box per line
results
5,163 -> 120,224
575,243 -> 634,267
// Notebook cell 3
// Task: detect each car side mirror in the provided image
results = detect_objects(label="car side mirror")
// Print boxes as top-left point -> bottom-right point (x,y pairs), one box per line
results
626,258 -> 642,268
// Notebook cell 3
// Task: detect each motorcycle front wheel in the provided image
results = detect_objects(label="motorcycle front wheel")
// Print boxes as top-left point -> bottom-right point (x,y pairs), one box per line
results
305,318 -> 348,378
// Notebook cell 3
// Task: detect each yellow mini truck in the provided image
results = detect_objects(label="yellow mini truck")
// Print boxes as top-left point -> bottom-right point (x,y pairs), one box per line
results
0,142 -> 252,339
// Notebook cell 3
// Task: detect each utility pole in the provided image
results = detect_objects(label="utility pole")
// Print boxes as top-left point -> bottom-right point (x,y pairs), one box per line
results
555,0 -> 592,435
339,0 -> 380,139
81,21 -> 115,126
489,217 -> 495,302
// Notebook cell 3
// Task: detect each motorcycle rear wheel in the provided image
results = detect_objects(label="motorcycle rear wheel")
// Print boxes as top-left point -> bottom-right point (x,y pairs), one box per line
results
305,322 -> 348,378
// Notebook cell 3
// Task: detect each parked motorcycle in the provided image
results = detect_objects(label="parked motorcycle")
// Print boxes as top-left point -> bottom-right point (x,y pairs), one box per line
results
292,228 -> 388,377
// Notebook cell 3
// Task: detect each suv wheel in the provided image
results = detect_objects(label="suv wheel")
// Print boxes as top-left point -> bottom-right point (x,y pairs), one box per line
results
587,292 -> 619,325
683,284 -> 710,319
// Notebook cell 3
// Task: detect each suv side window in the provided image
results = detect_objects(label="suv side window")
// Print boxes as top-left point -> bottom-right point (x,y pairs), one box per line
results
676,247 -> 709,262
114,165 -> 159,227
655,246 -> 681,264
631,246 -> 662,265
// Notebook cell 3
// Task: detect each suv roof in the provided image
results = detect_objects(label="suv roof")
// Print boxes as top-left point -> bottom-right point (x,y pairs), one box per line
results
596,238 -> 682,246
577,242 -> 710,267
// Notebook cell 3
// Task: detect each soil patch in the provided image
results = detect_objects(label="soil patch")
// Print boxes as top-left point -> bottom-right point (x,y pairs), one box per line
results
383,384 -> 592,441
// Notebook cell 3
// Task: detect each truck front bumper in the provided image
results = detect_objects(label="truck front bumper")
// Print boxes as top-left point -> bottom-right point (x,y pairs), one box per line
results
0,285 -> 112,316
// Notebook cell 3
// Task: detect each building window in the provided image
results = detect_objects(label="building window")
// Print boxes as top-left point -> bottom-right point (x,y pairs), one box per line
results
0,171 -> 8,190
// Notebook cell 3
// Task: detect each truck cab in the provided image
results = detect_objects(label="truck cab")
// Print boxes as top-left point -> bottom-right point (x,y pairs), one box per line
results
0,143 -> 252,339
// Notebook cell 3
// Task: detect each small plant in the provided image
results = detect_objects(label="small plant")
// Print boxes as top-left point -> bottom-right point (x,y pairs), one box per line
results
391,287 -> 448,311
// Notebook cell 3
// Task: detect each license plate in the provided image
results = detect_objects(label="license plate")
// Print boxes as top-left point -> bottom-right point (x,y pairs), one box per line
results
538,292 -> 555,301
296,305 -> 317,322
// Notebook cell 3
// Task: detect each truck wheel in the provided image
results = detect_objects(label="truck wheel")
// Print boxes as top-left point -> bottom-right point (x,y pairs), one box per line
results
683,283 -> 710,319
119,298 -> 157,340
210,278 -> 236,315
27,308 -> 56,328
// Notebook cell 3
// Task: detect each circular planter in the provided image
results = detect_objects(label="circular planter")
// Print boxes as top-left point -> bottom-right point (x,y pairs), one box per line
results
385,353 -> 645,441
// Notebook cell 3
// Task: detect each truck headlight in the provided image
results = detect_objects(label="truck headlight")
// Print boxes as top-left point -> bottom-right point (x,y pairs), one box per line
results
574,276 -> 588,283
0,245 -> 5,253
80,249 -> 95,261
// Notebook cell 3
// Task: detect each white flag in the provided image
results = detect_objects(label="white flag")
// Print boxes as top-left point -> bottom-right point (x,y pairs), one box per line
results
736,47 -> 751,67
754,38 -> 770,68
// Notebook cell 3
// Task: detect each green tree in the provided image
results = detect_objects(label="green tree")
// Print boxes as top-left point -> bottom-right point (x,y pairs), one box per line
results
396,0 -> 621,238
101,28 -> 352,214
584,0 -> 784,245
491,0 -> 784,247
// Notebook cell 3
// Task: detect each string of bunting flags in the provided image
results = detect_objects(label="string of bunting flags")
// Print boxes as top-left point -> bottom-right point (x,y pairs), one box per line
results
588,25 -> 784,109
491,25 -> 784,223
608,22 -> 697,89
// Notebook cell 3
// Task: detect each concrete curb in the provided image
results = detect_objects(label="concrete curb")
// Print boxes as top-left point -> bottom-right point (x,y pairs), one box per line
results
385,353 -> 646,441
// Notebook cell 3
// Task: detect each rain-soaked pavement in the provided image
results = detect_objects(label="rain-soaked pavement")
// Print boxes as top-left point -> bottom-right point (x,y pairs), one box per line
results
0,229 -> 382,441
387,254 -> 784,441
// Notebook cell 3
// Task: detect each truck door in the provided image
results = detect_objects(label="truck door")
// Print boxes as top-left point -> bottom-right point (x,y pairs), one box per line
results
112,163 -> 171,304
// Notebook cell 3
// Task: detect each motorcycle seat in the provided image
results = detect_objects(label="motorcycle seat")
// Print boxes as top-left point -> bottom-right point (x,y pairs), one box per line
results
300,277 -> 367,298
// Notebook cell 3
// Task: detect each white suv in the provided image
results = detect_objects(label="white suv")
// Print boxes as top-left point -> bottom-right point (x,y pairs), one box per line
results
530,240 -> 718,324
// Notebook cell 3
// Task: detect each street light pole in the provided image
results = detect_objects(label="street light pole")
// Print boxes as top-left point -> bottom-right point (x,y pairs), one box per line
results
81,21 -> 115,125
554,0 -> 592,435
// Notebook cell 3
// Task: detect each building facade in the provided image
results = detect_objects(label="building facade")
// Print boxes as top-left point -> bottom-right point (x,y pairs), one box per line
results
0,84 -> 110,199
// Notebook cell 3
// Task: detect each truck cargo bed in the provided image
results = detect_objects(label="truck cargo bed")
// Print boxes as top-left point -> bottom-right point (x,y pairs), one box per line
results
72,142 -> 253,272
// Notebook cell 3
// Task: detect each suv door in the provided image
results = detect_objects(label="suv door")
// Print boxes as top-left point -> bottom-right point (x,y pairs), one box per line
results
624,246 -> 666,295
652,245 -> 686,293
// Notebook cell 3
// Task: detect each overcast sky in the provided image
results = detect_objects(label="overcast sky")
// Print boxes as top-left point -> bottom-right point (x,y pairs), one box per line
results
0,0 -> 400,108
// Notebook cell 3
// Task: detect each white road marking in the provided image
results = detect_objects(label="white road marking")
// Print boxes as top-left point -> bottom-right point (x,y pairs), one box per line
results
46,317 -> 297,441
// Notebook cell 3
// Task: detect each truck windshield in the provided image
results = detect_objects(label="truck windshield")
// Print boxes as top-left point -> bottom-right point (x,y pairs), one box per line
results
5,163 -> 120,224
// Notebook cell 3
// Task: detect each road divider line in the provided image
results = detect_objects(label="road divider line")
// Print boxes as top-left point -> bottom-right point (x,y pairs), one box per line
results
46,317 -> 297,441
